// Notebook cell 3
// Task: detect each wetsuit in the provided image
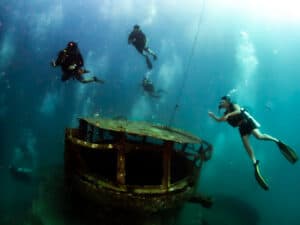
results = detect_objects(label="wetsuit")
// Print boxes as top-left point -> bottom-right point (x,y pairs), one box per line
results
225,103 -> 258,136
55,47 -> 84,82
128,29 -> 147,54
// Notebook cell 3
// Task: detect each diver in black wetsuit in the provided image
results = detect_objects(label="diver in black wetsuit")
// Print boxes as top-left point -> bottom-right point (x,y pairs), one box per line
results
142,77 -> 164,98
128,25 -> 157,70
208,95 -> 298,190
51,41 -> 103,84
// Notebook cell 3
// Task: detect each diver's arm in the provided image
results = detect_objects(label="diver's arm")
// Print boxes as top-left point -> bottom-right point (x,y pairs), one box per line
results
208,111 -> 226,122
128,33 -> 135,44
224,104 -> 241,119
54,50 -> 65,66
208,104 -> 242,122
51,59 -> 56,67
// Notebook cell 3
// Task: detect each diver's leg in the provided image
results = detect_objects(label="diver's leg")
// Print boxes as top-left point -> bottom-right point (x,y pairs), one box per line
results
253,129 -> 298,164
76,75 -> 104,84
156,89 -> 166,94
241,135 -> 256,164
78,78 -> 95,83
150,89 -> 165,98
149,92 -> 161,98
61,73 -> 71,82
242,135 -> 269,190
138,47 -> 153,69
252,129 -> 279,143
93,76 -> 104,83
144,47 -> 157,60
78,68 -> 90,74
145,55 -> 153,70
75,74 -> 96,83
149,48 -> 157,60
153,93 -> 161,98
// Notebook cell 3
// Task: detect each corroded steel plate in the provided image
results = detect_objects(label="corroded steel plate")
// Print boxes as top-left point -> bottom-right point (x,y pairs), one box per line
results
79,117 -> 202,144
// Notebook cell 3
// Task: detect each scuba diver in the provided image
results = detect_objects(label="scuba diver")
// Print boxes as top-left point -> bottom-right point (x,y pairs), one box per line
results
128,25 -> 157,70
9,144 -> 34,182
208,95 -> 298,190
141,77 -> 164,98
51,41 -> 104,84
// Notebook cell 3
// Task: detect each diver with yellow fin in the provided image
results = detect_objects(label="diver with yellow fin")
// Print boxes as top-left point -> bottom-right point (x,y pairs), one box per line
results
208,96 -> 298,191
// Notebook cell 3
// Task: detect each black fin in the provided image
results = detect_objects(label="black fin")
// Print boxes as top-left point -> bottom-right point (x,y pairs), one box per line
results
277,141 -> 298,164
145,56 -> 152,69
254,160 -> 269,191
93,76 -> 105,84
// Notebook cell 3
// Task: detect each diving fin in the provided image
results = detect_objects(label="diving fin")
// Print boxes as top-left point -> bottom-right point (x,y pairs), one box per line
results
254,160 -> 269,191
145,55 -> 153,70
78,68 -> 90,75
93,76 -> 105,84
153,54 -> 157,60
277,141 -> 298,164
82,69 -> 90,73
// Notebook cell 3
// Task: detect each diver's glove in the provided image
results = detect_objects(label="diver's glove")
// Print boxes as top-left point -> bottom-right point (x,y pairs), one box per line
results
50,60 -> 56,67
68,64 -> 77,70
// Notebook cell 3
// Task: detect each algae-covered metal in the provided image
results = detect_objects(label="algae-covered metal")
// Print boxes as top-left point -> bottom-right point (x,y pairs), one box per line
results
64,117 -> 213,213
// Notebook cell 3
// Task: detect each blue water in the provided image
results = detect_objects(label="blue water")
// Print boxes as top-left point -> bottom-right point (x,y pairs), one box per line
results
1,1 -> 300,224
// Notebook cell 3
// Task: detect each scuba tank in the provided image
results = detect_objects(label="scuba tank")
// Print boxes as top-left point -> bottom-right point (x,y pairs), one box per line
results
241,108 -> 261,128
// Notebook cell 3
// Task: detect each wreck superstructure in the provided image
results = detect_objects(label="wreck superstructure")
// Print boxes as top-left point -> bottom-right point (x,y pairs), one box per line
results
64,117 -> 213,214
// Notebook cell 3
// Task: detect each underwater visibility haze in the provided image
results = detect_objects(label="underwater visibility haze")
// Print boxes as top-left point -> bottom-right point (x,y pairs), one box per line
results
1,0 -> 300,224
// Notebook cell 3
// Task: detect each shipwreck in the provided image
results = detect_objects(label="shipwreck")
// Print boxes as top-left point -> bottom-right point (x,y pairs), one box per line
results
64,117 -> 213,215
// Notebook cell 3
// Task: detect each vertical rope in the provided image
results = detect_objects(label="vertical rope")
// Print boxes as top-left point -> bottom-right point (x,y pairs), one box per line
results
167,0 -> 206,127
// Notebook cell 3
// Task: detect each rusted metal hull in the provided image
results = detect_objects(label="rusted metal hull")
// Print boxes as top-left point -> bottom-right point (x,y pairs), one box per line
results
64,117 -> 213,214
72,175 -> 195,213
